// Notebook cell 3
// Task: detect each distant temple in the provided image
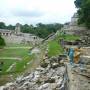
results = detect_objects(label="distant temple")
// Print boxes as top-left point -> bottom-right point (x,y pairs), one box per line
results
15,23 -> 21,35
0,29 -> 12,36
0,23 -> 21,36
62,13 -> 87,35
0,23 -> 43,45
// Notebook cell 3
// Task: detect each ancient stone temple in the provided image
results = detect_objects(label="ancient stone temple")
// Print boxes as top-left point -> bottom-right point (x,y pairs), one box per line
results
62,13 -> 87,35
0,29 -> 12,36
0,23 -> 43,44
0,23 -> 21,36
15,23 -> 21,35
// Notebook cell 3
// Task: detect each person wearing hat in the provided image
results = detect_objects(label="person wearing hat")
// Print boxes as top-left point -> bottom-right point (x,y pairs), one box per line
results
74,46 -> 82,64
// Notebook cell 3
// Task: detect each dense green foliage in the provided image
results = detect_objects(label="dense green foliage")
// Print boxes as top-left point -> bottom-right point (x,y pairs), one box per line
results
0,22 -> 15,30
21,23 -> 63,38
0,22 -> 6,29
0,36 -> 5,46
0,22 -> 63,38
74,0 -> 90,28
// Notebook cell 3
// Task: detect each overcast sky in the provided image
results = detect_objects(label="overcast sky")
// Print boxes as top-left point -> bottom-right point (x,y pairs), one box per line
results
0,0 -> 77,25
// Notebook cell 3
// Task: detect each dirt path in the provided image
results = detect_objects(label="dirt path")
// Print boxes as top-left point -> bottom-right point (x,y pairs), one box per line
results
24,47 -> 44,74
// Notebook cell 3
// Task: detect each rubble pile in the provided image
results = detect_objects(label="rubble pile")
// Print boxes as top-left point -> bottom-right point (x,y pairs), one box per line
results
0,55 -> 67,90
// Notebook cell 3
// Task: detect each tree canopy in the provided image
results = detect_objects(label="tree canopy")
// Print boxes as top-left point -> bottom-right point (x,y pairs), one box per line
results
0,22 -> 15,30
0,36 -> 5,47
74,0 -> 90,28
21,23 -> 63,38
0,22 -> 6,29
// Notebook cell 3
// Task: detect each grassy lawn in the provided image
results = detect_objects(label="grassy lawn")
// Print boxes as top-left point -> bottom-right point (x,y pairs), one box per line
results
0,55 -> 34,74
1,59 -> 18,73
0,48 -> 29,58
0,43 -> 36,85
0,44 -> 34,74
14,54 -> 34,73
48,40 -> 64,57
0,49 -> 33,74
0,54 -> 35,85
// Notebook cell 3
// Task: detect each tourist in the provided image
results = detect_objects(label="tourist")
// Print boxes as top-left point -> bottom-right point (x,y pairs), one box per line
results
74,46 -> 81,64
68,48 -> 74,65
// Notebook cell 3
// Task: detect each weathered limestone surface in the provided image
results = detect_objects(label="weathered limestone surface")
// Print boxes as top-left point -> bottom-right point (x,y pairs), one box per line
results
67,63 -> 90,90
0,56 -> 67,90
66,47 -> 90,90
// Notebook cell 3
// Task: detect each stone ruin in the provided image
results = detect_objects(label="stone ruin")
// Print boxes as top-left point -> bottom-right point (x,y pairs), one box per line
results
59,39 -> 83,47
80,30 -> 90,46
0,23 -> 43,45
0,47 -> 90,90
14,23 -> 21,35
61,13 -> 90,36
0,55 -> 68,90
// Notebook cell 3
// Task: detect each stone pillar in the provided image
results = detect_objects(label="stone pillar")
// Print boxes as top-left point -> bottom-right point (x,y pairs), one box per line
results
15,23 -> 21,35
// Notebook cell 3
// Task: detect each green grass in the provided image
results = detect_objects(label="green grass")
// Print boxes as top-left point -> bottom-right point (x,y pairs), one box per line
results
63,35 -> 80,41
2,59 -> 18,73
48,40 -> 63,57
0,49 -> 33,74
0,44 -> 34,74
15,55 -> 34,72
56,34 -> 80,41
0,48 -> 29,58
0,44 -> 37,85
1,56 -> 34,74
47,34 -> 80,57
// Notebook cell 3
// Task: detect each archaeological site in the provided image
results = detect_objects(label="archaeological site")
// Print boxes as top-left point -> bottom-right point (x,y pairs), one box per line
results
0,0 -> 90,90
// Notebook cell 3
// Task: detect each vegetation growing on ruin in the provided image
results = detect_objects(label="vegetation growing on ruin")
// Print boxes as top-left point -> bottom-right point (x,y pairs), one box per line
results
59,35 -> 80,41
47,34 -> 80,57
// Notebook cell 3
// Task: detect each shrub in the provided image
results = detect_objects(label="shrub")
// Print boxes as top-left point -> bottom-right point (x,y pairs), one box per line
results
0,36 -> 5,47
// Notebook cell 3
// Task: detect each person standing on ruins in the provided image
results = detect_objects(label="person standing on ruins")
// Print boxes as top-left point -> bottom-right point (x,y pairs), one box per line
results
68,48 -> 74,66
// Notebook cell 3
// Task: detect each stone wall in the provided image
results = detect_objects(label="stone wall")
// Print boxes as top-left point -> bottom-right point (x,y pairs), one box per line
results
2,33 -> 43,45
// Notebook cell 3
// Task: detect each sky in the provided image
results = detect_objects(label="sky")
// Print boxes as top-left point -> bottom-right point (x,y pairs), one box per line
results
0,0 -> 77,25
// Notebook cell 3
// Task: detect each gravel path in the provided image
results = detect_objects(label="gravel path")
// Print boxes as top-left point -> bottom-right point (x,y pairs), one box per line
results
24,47 -> 43,73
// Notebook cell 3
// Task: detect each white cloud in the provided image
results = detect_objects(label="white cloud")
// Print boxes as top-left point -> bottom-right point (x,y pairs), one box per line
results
0,0 -> 77,25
